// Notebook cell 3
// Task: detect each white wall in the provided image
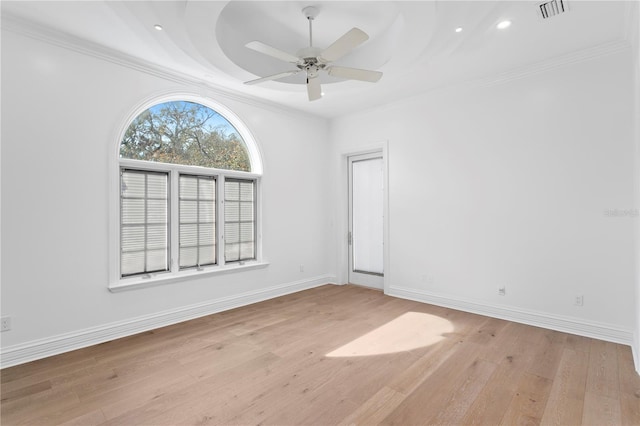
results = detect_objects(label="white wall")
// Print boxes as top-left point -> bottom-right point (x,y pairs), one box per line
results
631,0 -> 640,373
330,49 -> 636,345
0,28 -> 333,365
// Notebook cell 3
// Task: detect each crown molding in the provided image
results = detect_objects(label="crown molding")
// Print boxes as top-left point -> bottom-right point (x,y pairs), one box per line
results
341,37 -> 631,122
476,39 -> 631,88
0,12 -> 324,122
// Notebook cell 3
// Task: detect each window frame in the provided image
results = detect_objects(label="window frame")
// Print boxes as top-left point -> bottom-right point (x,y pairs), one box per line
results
178,173 -> 218,271
120,168 -> 170,277
223,178 -> 257,263
109,95 -> 266,292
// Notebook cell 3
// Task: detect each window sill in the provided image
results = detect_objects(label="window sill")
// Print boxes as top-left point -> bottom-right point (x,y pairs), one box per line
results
108,261 -> 270,293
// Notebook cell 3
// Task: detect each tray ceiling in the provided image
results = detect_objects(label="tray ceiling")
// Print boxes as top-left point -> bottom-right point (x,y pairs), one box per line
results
1,1 -> 630,118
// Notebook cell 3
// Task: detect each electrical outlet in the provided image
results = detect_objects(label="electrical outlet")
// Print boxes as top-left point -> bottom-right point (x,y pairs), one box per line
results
498,287 -> 506,296
1,316 -> 11,332
574,295 -> 584,306
299,264 -> 304,272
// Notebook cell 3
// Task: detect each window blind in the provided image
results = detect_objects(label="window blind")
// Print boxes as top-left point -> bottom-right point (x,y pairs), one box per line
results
179,175 -> 216,269
120,169 -> 169,276
224,179 -> 255,262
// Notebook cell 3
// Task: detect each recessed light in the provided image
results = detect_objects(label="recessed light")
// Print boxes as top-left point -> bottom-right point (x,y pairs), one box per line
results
321,92 -> 325,97
496,20 -> 511,30
455,27 -> 463,33
154,24 -> 163,31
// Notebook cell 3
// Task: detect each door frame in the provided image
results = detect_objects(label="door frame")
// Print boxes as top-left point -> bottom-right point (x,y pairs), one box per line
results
341,142 -> 389,292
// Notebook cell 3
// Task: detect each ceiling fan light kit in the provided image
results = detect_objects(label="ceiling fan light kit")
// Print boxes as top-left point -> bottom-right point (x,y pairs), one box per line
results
244,6 -> 383,101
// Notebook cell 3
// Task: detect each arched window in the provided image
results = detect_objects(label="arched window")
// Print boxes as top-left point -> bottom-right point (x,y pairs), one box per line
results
112,98 -> 264,289
120,101 -> 251,171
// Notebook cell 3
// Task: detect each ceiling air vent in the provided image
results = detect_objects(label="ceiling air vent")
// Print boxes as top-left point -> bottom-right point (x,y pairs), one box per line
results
538,0 -> 568,19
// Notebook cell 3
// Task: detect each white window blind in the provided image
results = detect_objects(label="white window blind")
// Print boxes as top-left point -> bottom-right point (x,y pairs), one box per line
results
224,179 -> 255,262
120,169 -> 169,276
179,175 -> 216,269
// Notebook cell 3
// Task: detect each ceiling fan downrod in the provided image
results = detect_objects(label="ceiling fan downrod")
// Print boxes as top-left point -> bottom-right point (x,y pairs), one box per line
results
302,6 -> 319,48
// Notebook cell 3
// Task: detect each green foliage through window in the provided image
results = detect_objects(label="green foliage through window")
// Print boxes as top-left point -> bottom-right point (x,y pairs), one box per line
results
120,101 -> 251,171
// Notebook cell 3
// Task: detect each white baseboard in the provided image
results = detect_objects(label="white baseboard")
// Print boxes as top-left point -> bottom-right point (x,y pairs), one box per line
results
0,275 -> 336,369
634,333 -> 640,375
387,285 -> 634,346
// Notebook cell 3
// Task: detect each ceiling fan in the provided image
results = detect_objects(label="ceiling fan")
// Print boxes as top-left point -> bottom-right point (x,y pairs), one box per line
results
244,6 -> 383,101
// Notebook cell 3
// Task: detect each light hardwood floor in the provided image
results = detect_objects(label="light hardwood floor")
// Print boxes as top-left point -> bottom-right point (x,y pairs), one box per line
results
1,284 -> 639,425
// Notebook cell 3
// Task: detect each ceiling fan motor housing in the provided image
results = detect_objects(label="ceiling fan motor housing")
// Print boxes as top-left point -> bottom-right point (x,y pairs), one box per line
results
296,54 -> 325,79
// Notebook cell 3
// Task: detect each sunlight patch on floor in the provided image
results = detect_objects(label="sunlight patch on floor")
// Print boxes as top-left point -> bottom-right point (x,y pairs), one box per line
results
326,312 -> 454,357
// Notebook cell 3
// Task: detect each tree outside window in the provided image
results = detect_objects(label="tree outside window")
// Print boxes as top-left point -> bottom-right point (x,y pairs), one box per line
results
120,101 -> 250,172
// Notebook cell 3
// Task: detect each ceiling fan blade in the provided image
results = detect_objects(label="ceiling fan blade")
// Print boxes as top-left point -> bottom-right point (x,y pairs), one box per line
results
327,66 -> 383,83
319,28 -> 369,62
307,77 -> 322,101
245,70 -> 301,85
245,41 -> 301,64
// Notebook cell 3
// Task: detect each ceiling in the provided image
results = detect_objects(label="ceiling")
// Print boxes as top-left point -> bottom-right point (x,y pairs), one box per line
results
1,1 -> 630,118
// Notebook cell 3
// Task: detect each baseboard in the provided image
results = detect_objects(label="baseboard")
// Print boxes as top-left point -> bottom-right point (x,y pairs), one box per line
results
634,333 -> 640,375
0,275 -> 337,369
387,285 -> 634,346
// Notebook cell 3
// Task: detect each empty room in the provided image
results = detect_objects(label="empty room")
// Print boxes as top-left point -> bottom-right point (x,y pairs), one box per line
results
1,1 -> 639,424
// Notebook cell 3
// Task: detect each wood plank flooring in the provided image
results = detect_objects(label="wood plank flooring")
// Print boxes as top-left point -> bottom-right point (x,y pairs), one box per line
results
1,284 -> 639,425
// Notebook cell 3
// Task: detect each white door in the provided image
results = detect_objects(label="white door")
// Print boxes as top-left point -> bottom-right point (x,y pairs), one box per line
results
348,153 -> 384,289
